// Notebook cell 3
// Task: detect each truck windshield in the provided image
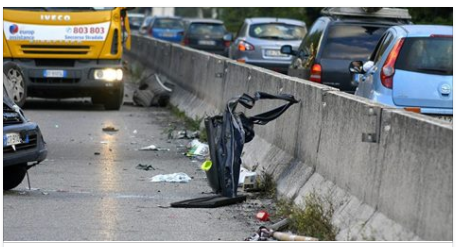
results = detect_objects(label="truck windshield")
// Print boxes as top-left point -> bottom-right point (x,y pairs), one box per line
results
4,7 -> 115,12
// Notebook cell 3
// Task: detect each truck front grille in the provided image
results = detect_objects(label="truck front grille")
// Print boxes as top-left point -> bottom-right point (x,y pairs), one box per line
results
21,45 -> 90,55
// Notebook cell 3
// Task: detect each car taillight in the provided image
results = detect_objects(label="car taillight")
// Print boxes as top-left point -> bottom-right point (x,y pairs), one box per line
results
238,40 -> 255,51
224,41 -> 231,47
148,28 -> 153,36
310,64 -> 322,83
381,38 -> 405,89
183,37 -> 190,45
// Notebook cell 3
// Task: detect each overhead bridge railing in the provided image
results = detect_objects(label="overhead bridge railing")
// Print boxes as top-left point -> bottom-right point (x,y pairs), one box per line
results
125,34 -> 452,241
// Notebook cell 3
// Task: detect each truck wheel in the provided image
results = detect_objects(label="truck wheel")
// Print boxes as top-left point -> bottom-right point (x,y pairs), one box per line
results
4,164 -> 27,190
4,62 -> 27,107
104,84 -> 124,110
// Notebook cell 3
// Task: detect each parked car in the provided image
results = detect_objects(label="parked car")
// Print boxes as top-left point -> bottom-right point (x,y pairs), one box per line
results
3,63 -> 47,190
146,16 -> 184,43
139,16 -> 154,35
281,7 -> 411,93
182,18 -> 232,57
349,25 -> 453,115
228,18 -> 307,74
128,13 -> 145,31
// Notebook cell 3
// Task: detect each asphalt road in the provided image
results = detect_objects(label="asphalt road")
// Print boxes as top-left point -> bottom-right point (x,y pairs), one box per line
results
3,94 -> 266,241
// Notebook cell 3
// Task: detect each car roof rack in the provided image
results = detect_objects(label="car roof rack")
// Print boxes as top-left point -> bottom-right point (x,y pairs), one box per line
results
321,7 -> 412,20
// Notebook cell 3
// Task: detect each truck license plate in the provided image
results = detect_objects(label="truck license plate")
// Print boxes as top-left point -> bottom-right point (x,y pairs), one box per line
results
4,133 -> 22,147
43,70 -> 67,78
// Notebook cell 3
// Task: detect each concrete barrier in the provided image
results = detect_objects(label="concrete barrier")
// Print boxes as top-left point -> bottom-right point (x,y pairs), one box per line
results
125,35 -> 453,241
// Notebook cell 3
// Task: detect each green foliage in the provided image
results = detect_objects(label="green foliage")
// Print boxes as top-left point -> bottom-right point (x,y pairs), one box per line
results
407,7 -> 453,25
276,191 -> 338,241
178,8 -> 453,34
167,104 -> 208,142
255,168 -> 277,197
168,104 -> 203,131
219,7 -> 320,33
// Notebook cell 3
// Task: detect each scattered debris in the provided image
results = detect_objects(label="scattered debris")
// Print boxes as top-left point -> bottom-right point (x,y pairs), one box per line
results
239,167 -> 257,187
245,226 -> 319,241
102,126 -> 119,132
94,152 -> 101,155
256,210 -> 270,221
133,73 -> 172,107
169,130 -> 200,140
272,232 -> 319,241
136,164 -> 155,171
100,141 -> 109,144
186,139 -> 209,159
140,145 -> 158,151
133,130 -> 138,134
201,160 -> 212,171
151,173 -> 192,183
268,218 -> 290,231
139,145 -> 170,151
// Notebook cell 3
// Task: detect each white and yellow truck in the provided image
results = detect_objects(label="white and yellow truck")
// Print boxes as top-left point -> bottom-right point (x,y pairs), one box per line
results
3,7 -> 133,110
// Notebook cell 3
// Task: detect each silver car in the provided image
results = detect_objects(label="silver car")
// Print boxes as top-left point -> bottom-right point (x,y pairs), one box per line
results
228,18 -> 307,74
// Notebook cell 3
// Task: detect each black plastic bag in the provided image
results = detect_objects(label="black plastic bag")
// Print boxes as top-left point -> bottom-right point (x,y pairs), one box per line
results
205,91 -> 299,198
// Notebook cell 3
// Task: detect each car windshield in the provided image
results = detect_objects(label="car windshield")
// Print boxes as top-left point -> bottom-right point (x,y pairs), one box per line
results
395,37 -> 453,76
142,17 -> 154,27
129,16 -> 145,25
322,24 -> 387,60
249,23 -> 306,40
189,23 -> 226,36
4,7 -> 115,12
153,19 -> 183,29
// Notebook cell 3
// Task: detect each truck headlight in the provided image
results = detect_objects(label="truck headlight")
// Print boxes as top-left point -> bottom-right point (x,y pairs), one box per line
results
94,69 -> 123,81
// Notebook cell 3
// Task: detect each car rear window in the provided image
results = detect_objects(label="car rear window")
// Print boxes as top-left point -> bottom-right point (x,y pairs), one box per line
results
189,23 -> 226,36
395,37 -> 453,76
153,19 -> 183,29
249,23 -> 306,40
322,24 -> 387,60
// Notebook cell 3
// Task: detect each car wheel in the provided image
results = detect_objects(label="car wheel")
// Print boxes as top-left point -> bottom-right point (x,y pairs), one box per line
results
4,63 -> 27,107
4,164 -> 27,190
104,83 -> 124,110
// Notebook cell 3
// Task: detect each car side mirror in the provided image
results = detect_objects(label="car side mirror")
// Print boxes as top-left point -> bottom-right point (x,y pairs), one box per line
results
349,61 -> 364,74
363,61 -> 375,74
280,45 -> 298,56
223,33 -> 233,42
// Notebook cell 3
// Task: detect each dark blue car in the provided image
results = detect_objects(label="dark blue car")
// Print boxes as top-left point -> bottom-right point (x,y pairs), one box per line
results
3,63 -> 47,190
147,16 -> 184,43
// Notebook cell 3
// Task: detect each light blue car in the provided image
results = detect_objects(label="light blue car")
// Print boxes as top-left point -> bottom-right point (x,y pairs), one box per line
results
349,25 -> 453,115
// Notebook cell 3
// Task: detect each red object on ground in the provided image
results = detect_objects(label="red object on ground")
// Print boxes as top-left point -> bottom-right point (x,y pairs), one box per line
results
256,210 -> 270,221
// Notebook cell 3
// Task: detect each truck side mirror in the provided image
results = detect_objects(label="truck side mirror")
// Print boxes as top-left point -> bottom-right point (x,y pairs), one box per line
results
349,61 -> 364,74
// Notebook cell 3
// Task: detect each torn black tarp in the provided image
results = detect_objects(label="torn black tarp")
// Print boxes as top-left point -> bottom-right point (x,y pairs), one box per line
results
171,91 -> 299,208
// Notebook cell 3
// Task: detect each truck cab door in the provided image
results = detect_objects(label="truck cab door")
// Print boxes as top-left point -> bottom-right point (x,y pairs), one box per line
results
120,7 -> 133,50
